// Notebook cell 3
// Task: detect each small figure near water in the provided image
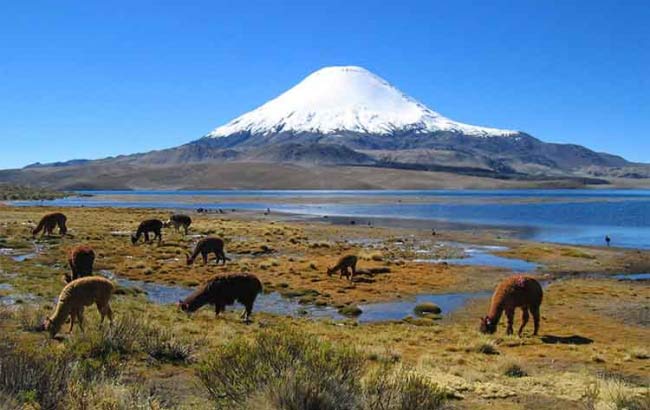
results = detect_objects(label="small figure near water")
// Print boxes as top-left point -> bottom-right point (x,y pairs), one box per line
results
480,275 -> 543,336
178,273 -> 262,322
605,235 -> 611,247
131,219 -> 163,245
164,214 -> 192,235
187,237 -> 229,265
327,254 -> 358,281
32,212 -> 67,238
66,245 -> 95,283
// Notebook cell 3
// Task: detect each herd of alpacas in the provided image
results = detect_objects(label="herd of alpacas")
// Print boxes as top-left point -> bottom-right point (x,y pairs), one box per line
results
30,211 -> 543,338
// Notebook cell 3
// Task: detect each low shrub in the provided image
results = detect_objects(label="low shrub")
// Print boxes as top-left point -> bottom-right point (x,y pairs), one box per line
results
141,324 -> 195,363
0,337 -> 73,410
198,327 -> 365,410
501,362 -> 527,378
364,363 -> 447,410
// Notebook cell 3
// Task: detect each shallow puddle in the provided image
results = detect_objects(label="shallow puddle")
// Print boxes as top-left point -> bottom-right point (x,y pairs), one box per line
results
414,242 -> 539,273
100,270 -> 344,320
613,273 -> 650,281
358,291 -> 491,323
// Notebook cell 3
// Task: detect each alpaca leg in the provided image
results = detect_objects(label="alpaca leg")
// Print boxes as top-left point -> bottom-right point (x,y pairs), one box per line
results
531,305 -> 541,336
77,309 -> 85,333
69,313 -> 75,333
202,252 -> 208,265
104,303 -> 114,327
518,308 -> 530,337
242,301 -> 253,323
144,232 -> 150,243
351,264 -> 356,281
505,308 -> 515,335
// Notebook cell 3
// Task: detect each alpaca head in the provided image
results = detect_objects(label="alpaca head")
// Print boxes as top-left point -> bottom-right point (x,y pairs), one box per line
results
186,253 -> 194,266
177,300 -> 190,312
479,316 -> 497,334
130,234 -> 138,245
42,317 -> 57,338
326,266 -> 334,277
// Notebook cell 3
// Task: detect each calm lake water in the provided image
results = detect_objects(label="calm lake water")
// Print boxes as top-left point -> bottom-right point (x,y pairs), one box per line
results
13,189 -> 650,249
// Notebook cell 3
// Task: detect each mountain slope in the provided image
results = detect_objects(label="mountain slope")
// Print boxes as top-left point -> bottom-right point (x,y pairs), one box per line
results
1,65 -> 643,189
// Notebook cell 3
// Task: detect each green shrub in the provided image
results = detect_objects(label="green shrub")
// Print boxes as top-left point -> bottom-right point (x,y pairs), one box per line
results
141,324 -> 195,363
198,327 -> 365,409
502,362 -> 527,378
0,337 -> 73,409
364,363 -> 447,410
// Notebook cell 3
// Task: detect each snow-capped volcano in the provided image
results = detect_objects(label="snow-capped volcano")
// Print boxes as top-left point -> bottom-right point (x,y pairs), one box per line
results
207,66 -> 516,138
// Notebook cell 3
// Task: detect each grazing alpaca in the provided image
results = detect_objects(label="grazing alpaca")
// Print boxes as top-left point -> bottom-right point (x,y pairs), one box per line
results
186,237 -> 229,265
131,219 -> 163,244
327,255 -> 358,281
164,214 -> 192,235
32,212 -> 67,237
480,275 -> 543,336
66,245 -> 95,283
178,273 -> 262,322
43,276 -> 115,338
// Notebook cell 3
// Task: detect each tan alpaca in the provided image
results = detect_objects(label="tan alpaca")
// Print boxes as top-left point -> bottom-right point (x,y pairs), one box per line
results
43,276 -> 115,338
327,255 -> 358,281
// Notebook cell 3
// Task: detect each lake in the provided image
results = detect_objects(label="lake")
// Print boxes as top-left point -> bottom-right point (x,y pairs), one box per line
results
12,189 -> 650,249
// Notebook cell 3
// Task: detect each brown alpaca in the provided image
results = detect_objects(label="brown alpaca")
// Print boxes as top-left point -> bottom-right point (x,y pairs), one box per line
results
327,255 -> 358,281
178,273 -> 262,322
66,245 -> 95,283
43,276 -> 115,338
480,275 -> 543,336
186,237 -> 229,265
164,214 -> 192,235
32,212 -> 67,237
131,219 -> 163,244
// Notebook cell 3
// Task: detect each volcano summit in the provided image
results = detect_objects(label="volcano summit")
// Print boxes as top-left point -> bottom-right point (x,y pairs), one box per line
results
2,66 -> 644,189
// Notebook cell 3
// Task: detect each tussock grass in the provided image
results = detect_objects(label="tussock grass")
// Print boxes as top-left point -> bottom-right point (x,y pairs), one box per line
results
197,327 -> 447,410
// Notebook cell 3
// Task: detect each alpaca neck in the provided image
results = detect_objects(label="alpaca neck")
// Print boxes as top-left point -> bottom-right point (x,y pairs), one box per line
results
487,303 -> 504,326
49,301 -> 73,334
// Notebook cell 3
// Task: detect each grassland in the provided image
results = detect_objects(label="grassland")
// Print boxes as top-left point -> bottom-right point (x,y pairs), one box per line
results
0,184 -> 69,201
0,206 -> 648,409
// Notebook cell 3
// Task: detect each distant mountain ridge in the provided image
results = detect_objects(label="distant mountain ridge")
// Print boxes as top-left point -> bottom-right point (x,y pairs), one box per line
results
2,65 -> 646,190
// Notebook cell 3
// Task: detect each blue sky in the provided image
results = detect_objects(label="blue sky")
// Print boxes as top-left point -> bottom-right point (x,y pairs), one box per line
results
1,0 -> 648,169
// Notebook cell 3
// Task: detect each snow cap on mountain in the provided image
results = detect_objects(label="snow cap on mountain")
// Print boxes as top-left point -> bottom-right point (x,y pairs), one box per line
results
208,66 -> 516,138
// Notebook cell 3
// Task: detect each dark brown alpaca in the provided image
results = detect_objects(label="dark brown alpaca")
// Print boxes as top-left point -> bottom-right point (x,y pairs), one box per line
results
480,275 -> 543,336
32,212 -> 67,237
66,245 -> 95,283
186,237 -> 229,265
131,219 -> 163,244
164,214 -> 192,235
178,273 -> 263,322
327,254 -> 358,281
